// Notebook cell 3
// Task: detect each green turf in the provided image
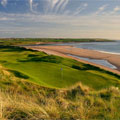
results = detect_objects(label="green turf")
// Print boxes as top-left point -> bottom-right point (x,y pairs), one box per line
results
0,45 -> 120,90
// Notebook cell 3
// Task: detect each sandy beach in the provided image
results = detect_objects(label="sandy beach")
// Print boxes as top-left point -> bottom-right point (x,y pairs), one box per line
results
25,45 -> 120,75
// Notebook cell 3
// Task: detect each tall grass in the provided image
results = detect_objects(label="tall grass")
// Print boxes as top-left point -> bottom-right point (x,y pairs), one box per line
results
1,85 -> 120,119
0,66 -> 120,120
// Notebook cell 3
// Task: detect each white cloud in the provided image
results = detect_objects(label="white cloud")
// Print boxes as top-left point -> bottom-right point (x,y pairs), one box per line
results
33,2 -> 39,10
102,6 -> 120,15
2,12 -> 120,29
1,0 -> 7,7
59,0 -> 69,12
1,7 -> 120,39
46,0 -> 69,14
0,17 -> 9,21
73,3 -> 88,16
114,6 -> 120,12
54,0 -> 65,13
94,4 -> 108,15
112,6 -> 120,14
51,0 -> 59,9
29,0 -> 39,13
29,0 -> 33,12
44,0 -> 59,14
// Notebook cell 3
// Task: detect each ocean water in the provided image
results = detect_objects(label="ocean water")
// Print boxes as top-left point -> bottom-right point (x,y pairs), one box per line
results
73,41 -> 120,55
35,41 -> 120,69
58,41 -> 120,55
68,54 -> 117,69
54,41 -> 120,69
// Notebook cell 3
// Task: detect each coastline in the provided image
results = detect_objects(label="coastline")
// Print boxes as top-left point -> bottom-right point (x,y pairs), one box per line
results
25,45 -> 120,75
95,50 -> 120,55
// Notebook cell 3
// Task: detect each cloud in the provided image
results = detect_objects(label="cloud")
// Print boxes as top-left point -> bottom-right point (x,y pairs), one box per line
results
1,0 -> 7,7
102,6 -> 120,15
1,12 -> 120,39
44,0 -> 59,14
94,4 -> 108,15
112,6 -> 120,14
59,0 -> 69,12
2,12 -> 120,28
29,0 -> 33,12
0,17 -> 10,21
51,0 -> 59,9
1,1 -> 120,39
54,0 -> 65,13
29,0 -> 38,13
33,2 -> 39,10
114,6 -> 120,12
73,3 -> 88,16
45,0 -> 69,14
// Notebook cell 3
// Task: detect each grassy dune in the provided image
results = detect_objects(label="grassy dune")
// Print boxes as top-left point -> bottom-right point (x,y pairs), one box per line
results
0,45 -> 120,90
0,66 -> 120,120
0,45 -> 120,119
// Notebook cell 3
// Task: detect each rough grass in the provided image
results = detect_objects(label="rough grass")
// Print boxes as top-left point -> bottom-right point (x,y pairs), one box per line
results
0,67 -> 120,120
0,45 -> 120,90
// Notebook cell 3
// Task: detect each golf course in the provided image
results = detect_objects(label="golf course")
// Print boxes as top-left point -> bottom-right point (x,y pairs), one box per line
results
0,45 -> 120,90
0,39 -> 120,119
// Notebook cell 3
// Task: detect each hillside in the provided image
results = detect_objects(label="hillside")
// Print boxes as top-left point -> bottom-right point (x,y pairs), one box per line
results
0,65 -> 120,119
0,45 -> 120,119
0,45 -> 120,90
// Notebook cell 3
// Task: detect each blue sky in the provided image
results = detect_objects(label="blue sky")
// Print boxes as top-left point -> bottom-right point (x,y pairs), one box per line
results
0,0 -> 120,39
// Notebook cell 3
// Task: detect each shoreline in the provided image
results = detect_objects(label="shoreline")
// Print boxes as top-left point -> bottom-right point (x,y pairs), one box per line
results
68,54 -> 117,69
25,45 -> 120,75
23,40 -> 116,46
94,50 -> 120,55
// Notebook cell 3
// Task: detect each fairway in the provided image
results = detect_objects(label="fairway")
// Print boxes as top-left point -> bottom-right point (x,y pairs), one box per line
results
0,45 -> 120,90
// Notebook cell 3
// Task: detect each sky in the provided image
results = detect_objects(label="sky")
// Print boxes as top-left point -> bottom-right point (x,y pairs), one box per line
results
0,0 -> 120,39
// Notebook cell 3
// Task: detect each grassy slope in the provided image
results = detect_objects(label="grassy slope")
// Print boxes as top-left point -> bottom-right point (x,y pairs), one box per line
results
0,45 -> 120,119
0,45 -> 120,90
0,66 -> 120,120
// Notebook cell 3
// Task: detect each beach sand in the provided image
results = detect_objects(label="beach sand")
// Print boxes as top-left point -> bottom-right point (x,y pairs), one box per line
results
25,45 -> 120,75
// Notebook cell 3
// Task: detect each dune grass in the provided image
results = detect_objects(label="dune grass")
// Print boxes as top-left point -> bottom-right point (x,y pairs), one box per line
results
0,45 -> 120,119
0,66 -> 120,120
0,45 -> 120,90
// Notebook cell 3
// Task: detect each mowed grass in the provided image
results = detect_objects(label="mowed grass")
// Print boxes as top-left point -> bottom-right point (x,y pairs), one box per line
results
0,45 -> 120,90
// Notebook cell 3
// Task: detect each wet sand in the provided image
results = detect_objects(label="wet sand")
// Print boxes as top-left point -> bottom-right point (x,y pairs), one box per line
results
25,45 -> 120,75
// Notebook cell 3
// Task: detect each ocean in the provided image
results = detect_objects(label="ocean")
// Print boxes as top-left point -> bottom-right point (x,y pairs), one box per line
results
59,40 -> 120,55
35,41 -> 120,69
56,41 -> 120,69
